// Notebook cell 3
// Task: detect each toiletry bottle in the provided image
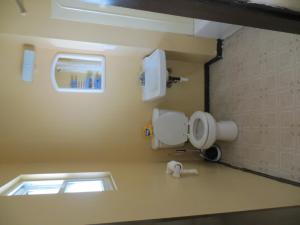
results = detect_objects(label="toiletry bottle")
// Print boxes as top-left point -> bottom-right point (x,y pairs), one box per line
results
75,75 -> 78,88
86,71 -> 92,89
99,74 -> 102,89
94,73 -> 97,89
71,75 -> 77,88
78,79 -> 82,89
90,74 -> 93,89
94,73 -> 99,89
95,73 -> 102,89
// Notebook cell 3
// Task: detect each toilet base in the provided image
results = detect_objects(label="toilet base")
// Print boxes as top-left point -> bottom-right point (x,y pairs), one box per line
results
216,121 -> 238,141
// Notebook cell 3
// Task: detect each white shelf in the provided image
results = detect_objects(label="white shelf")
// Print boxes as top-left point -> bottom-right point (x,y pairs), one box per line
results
55,88 -> 104,93
51,53 -> 105,93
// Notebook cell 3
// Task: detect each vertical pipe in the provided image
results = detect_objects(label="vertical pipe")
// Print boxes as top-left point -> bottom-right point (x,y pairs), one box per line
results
204,39 -> 223,113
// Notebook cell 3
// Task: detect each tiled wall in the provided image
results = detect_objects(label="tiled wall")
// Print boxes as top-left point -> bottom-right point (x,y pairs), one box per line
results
210,27 -> 300,183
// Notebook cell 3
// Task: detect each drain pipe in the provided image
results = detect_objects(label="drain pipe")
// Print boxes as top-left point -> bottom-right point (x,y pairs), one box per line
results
204,39 -> 223,112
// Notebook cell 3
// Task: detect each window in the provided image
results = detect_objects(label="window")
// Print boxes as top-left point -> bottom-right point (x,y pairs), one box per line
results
0,172 -> 116,196
64,180 -> 104,193
10,180 -> 64,196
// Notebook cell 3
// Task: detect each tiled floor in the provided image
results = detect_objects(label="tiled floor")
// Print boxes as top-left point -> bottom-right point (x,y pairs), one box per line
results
210,27 -> 300,183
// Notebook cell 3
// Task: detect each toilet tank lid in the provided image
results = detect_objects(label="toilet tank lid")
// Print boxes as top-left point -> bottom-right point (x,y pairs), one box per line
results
153,112 -> 188,146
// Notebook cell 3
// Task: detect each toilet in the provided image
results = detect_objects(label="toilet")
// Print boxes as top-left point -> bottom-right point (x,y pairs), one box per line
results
151,108 -> 238,150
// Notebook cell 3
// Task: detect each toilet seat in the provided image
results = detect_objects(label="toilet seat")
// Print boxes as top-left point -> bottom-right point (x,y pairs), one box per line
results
153,112 -> 188,145
201,113 -> 217,149
153,111 -> 216,148
188,111 -> 209,149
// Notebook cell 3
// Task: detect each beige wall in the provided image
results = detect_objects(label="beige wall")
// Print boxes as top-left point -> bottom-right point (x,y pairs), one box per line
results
0,35 -> 204,163
0,0 -> 215,164
1,161 -> 300,225
0,0 -> 216,61
1,2 -> 299,225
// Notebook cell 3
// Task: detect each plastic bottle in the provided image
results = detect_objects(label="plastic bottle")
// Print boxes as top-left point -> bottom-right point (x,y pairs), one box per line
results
94,73 -> 97,89
90,75 -> 93,89
70,75 -> 77,88
94,73 -> 102,89
86,71 -> 92,89
75,75 -> 78,88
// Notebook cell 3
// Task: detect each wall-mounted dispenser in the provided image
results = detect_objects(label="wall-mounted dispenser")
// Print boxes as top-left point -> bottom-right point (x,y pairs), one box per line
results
22,44 -> 35,82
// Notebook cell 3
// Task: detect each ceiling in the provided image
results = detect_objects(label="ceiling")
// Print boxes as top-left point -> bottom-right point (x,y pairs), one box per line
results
248,0 -> 300,12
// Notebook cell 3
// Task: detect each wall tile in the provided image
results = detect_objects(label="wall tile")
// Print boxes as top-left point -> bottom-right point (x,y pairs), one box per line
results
295,88 -> 300,108
262,93 -> 278,111
280,128 -> 296,149
278,89 -> 294,110
279,110 -> 294,128
261,128 -> 280,147
277,68 -> 295,90
210,27 -> 300,183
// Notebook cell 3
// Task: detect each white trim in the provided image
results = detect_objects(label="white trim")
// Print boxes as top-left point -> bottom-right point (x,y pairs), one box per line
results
51,0 -> 194,35
51,53 -> 106,93
194,19 -> 242,39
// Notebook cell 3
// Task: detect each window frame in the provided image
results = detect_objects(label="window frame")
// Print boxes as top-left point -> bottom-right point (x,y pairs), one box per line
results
0,172 -> 116,196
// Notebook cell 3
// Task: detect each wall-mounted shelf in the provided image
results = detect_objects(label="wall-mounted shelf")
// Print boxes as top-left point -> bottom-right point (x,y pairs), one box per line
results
51,53 -> 105,93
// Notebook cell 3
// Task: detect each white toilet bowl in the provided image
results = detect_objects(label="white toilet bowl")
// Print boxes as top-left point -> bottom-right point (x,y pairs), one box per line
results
151,108 -> 238,150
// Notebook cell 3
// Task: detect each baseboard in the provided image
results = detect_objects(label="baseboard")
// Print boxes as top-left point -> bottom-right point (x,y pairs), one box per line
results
219,161 -> 300,187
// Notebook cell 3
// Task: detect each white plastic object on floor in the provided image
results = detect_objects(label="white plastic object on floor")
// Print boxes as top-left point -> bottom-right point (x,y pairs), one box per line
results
166,161 -> 198,178
142,49 -> 167,101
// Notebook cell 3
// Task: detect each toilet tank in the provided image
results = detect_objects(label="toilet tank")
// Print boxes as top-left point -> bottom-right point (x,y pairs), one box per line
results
152,136 -> 184,150
151,108 -> 186,150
